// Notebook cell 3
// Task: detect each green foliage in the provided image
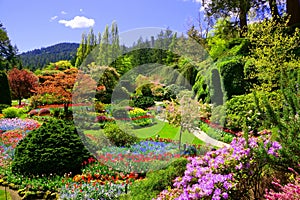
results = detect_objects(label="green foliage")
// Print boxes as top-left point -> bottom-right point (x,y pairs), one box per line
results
225,91 -> 283,131
133,96 -> 155,110
0,23 -> 20,70
0,104 -> 10,113
256,70 -> 300,173
12,119 -> 92,176
246,19 -> 300,91
45,60 -> 73,71
217,56 -> 246,99
2,107 -> 24,118
20,43 -> 78,70
120,157 -> 188,200
103,123 -> 139,147
0,71 -> 11,106
207,18 -> 239,60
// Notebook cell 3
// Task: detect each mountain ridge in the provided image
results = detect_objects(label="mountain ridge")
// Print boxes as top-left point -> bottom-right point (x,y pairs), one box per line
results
20,42 -> 79,70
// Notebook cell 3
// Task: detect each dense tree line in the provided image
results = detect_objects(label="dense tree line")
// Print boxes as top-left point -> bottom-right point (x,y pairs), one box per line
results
20,43 -> 79,70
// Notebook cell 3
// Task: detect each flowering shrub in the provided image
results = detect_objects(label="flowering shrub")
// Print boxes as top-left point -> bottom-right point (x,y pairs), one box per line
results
0,118 -> 40,132
155,136 -> 282,200
265,168 -> 300,200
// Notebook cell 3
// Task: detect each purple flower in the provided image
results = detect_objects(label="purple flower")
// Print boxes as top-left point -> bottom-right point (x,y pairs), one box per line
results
222,192 -> 229,199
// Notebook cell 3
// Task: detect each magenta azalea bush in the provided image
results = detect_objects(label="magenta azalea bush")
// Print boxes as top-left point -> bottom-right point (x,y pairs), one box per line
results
155,136 -> 282,200
265,168 -> 300,200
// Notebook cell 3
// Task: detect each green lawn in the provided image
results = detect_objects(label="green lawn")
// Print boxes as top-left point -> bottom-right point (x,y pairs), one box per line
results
132,119 -> 205,145
83,119 -> 206,145
0,189 -> 12,200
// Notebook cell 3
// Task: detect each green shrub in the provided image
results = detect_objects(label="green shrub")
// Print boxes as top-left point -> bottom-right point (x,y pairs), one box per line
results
12,119 -> 92,176
103,123 -> 139,147
2,107 -> 24,118
133,96 -> 155,110
225,91 -> 283,132
120,157 -> 188,200
94,101 -> 106,113
0,104 -> 10,114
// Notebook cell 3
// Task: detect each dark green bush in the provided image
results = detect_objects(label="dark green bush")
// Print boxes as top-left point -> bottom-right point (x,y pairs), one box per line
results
103,123 -> 139,147
0,70 -> 11,106
133,96 -> 155,110
120,157 -> 188,200
217,56 -> 246,99
12,119 -> 92,176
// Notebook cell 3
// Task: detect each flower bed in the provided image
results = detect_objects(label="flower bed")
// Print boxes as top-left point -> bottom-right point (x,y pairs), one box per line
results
0,118 -> 40,132
97,141 -> 181,173
155,135 -> 282,199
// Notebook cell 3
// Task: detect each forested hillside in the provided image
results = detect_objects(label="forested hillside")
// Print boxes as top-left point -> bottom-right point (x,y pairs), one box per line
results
20,43 -> 79,70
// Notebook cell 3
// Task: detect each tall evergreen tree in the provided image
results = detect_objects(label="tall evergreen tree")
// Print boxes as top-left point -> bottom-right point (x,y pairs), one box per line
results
75,33 -> 87,67
110,21 -> 121,67
97,25 -> 111,66
0,22 -> 20,70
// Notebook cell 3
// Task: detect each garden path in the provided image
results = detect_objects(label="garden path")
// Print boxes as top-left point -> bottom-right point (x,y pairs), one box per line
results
191,127 -> 230,148
0,186 -> 21,200
156,116 -> 229,148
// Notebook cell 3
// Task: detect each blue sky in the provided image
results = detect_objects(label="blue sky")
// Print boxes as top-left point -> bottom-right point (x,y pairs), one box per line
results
0,0 -> 201,53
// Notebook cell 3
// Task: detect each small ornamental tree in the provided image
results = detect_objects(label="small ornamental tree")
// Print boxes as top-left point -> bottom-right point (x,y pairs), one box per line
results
164,91 -> 200,151
34,68 -> 96,114
8,68 -> 38,105
12,119 -> 92,176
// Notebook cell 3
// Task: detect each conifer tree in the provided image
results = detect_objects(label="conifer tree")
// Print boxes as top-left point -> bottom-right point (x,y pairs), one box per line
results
97,25 -> 111,66
0,70 -> 11,106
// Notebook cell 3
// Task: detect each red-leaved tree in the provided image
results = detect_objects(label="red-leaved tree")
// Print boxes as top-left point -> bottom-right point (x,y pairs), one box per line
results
8,68 -> 39,106
34,68 -> 97,113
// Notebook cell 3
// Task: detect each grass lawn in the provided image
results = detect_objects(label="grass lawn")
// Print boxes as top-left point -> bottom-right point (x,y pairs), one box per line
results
0,189 -> 12,200
132,119 -> 205,145
83,119 -> 206,146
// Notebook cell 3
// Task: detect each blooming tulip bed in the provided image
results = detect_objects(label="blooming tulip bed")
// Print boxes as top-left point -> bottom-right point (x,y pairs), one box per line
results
97,141 -> 181,173
0,118 -> 40,167
0,118 -> 40,132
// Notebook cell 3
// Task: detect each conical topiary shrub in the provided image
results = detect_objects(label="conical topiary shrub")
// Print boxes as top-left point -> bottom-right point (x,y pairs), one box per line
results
12,119 -> 92,176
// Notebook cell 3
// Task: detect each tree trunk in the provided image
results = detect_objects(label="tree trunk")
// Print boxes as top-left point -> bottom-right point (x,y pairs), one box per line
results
287,0 -> 300,27
18,98 -> 22,106
269,0 -> 280,20
239,0 -> 248,35
64,103 -> 69,115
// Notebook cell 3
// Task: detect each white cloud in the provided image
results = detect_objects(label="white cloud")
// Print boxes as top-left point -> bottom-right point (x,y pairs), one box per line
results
79,9 -> 83,12
50,16 -> 58,22
58,16 -> 95,29
61,11 -> 67,15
